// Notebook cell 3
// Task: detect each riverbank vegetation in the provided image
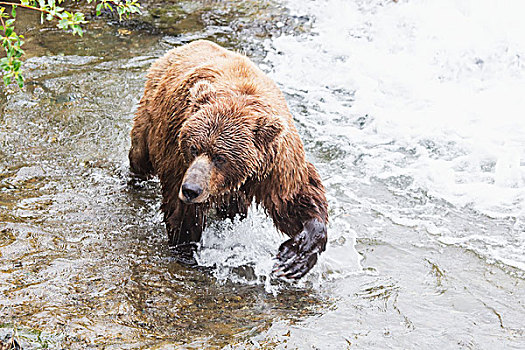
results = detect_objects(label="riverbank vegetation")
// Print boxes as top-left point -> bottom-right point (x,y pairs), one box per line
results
0,0 -> 141,87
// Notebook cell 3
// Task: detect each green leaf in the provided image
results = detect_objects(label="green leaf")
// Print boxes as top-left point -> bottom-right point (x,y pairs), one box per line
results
72,25 -> 83,37
73,12 -> 86,23
58,18 -> 68,29
116,6 -> 123,19
11,5 -> 16,18
16,74 -> 24,88
96,2 -> 103,16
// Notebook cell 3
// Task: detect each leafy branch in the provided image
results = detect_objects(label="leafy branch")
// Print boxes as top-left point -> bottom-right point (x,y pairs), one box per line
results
0,0 -> 141,88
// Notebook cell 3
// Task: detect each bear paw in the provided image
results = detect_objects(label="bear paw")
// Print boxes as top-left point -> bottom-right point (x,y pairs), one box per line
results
273,219 -> 327,280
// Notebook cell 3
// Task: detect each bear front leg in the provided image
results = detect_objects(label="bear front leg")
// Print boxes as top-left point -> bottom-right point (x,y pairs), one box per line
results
164,199 -> 206,265
271,163 -> 328,279
129,116 -> 153,178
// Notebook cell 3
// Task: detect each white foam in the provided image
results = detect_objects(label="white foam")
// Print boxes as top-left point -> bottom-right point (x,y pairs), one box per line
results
195,209 -> 282,292
195,208 -> 361,293
266,0 -> 525,218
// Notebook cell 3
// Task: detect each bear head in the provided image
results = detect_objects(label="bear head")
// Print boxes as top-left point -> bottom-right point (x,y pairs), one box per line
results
178,80 -> 283,204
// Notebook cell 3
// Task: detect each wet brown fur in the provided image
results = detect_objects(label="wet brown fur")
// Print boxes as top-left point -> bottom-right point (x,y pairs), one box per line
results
129,40 -> 328,251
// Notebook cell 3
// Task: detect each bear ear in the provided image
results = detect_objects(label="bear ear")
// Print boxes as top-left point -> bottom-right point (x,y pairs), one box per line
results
190,80 -> 216,106
253,115 -> 284,147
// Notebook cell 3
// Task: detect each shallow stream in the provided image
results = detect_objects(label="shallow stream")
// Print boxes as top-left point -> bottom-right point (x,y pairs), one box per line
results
1,0 -> 524,349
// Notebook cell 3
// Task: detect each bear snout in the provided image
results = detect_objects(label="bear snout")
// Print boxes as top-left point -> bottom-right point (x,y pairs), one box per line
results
181,183 -> 203,202
179,155 -> 212,204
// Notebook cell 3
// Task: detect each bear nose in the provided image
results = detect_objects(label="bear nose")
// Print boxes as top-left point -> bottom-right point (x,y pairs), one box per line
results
181,183 -> 203,201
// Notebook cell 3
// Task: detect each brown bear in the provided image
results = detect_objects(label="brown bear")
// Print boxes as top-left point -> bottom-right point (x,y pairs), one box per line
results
129,40 -> 328,279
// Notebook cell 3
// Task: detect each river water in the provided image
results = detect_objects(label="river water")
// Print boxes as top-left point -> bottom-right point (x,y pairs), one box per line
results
1,0 -> 524,349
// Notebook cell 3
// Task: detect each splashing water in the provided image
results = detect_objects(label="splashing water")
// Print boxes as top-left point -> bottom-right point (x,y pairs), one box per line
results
196,208 -> 361,293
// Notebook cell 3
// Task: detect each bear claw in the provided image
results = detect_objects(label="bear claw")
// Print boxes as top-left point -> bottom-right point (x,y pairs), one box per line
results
273,252 -> 319,280
272,219 -> 327,280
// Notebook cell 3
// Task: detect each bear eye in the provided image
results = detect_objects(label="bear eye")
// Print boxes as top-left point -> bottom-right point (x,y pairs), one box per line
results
190,145 -> 198,157
212,154 -> 227,167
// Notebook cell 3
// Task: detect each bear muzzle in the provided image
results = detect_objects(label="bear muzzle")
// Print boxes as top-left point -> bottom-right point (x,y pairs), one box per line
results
179,155 -> 212,204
